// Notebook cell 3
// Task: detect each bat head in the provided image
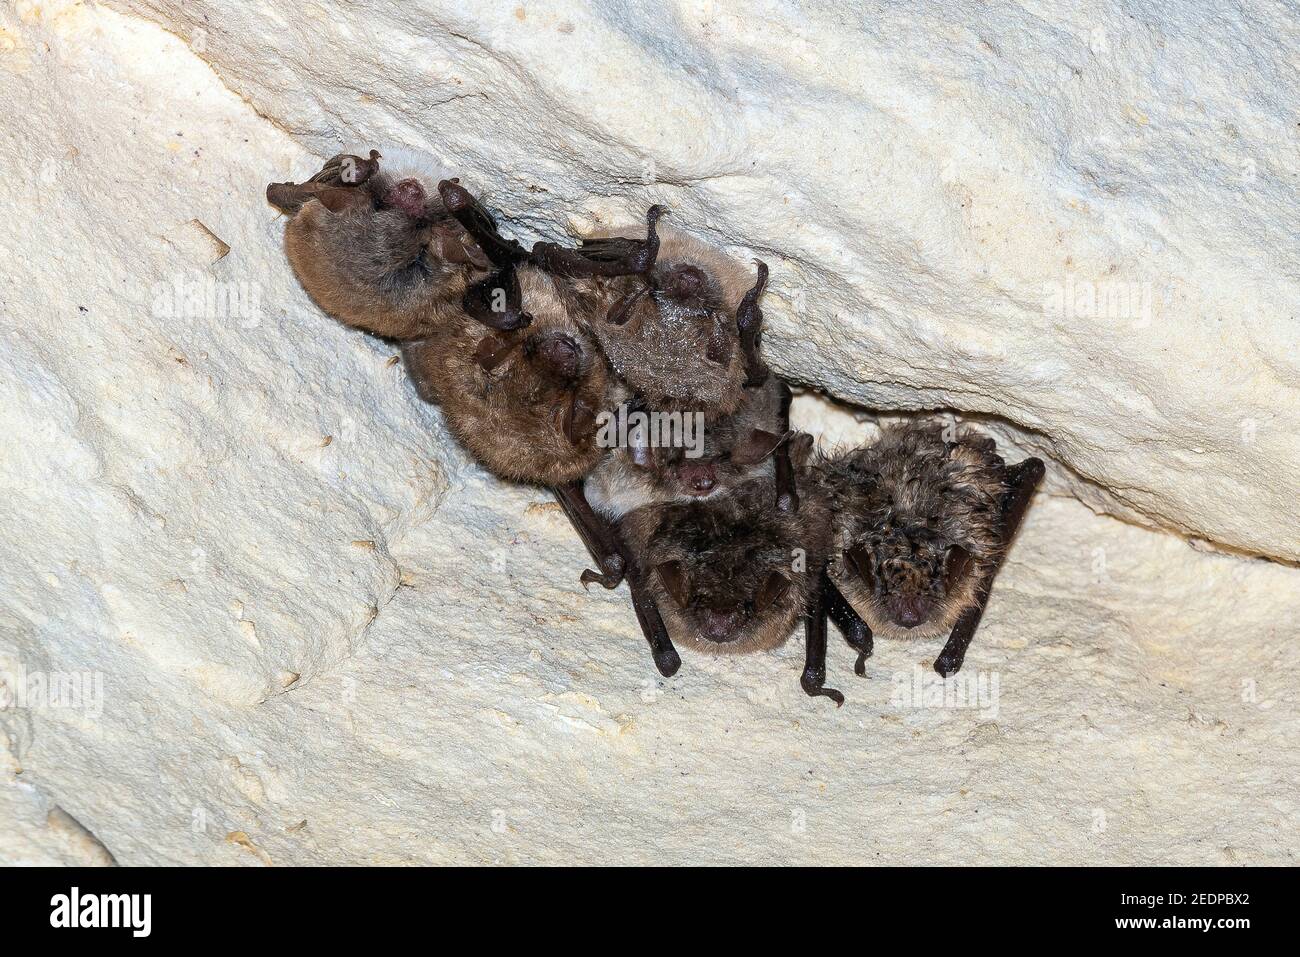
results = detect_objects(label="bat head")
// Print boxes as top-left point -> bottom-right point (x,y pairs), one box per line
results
637,477 -> 825,654
821,423 -> 1007,640
633,425 -> 789,500
842,532 -> 977,640
655,556 -> 793,647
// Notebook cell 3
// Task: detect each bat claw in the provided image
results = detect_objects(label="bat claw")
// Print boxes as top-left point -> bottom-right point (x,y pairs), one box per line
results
854,652 -> 870,677
802,679 -> 844,707
579,561 -> 624,590
801,667 -> 843,705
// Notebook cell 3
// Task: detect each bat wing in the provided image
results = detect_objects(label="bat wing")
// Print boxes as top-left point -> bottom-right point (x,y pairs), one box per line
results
532,205 -> 666,278
437,180 -> 529,267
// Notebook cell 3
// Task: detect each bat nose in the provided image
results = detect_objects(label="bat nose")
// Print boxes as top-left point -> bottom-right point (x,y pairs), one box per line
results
890,596 -> 931,629
386,177 -> 428,217
663,264 -> 706,301
529,333 -> 581,382
700,608 -> 743,643
679,464 -> 716,494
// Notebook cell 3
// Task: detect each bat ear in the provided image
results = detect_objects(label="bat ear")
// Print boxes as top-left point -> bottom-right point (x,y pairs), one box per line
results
315,186 -> 370,214
754,571 -> 791,614
655,561 -> 690,608
704,323 -> 732,365
730,429 -> 790,466
433,222 -> 492,270
474,332 -> 519,372
845,544 -> 877,592
788,432 -> 815,466
943,545 -> 972,593
559,394 -> 596,446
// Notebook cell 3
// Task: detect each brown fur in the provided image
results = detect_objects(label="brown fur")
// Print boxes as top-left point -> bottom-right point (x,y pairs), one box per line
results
812,422 -> 1009,641
278,155 -> 489,341
402,265 -> 615,485
619,473 -> 831,655
570,226 -> 755,414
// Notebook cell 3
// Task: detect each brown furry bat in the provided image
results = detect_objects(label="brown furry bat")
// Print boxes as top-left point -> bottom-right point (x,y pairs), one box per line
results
620,473 -> 827,657
815,422 -> 1045,676
270,156 -> 684,674
616,440 -> 868,704
401,264 -> 614,486
536,208 -> 770,415
583,376 -> 798,525
267,147 -> 501,341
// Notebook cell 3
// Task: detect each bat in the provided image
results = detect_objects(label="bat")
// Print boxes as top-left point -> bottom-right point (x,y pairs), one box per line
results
814,422 -> 1045,678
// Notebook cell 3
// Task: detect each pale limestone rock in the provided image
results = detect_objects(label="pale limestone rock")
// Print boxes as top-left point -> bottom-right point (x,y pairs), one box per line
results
0,3 -> 1296,866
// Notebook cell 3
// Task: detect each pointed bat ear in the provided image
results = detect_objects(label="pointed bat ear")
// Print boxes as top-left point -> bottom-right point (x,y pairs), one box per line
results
730,429 -> 790,466
655,561 -> 690,608
754,571 -> 791,614
943,545 -> 972,594
315,186 -> 370,214
704,323 -> 732,365
560,394 -> 596,447
788,432 -> 815,466
432,222 -> 492,270
474,333 -> 519,373
845,545 -> 877,592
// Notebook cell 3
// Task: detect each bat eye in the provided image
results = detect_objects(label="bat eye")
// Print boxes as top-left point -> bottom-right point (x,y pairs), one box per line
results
943,545 -> 972,593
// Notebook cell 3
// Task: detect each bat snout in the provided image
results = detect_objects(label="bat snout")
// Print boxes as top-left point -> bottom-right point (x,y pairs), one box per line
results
676,461 -> 717,495
660,264 -> 706,302
887,594 -> 933,629
699,607 -> 745,643
527,332 -> 582,383
384,177 -> 428,218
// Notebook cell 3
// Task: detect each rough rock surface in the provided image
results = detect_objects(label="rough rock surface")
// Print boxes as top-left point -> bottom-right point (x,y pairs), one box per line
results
0,3 -> 1297,865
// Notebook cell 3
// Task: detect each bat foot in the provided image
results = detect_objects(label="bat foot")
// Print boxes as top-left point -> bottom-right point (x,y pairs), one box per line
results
848,629 -> 873,677
933,652 -> 964,678
653,645 -> 681,678
579,561 -> 624,590
776,489 -> 799,514
801,669 -> 844,706
339,149 -> 381,185
854,652 -> 869,677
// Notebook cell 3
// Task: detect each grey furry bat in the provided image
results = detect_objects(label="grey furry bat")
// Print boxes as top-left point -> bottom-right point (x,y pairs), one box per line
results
267,147 -> 502,341
535,208 -> 770,415
814,422 -> 1045,677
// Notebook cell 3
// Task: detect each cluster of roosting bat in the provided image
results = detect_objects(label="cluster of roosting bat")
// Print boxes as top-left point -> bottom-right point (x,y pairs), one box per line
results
267,147 -> 1045,705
